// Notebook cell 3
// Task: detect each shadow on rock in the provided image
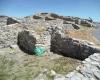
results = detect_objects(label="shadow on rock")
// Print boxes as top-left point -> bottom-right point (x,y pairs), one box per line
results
50,33 -> 97,60
17,30 -> 36,55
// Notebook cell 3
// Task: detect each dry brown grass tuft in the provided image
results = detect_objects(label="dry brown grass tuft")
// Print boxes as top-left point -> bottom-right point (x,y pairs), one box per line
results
34,24 -> 46,35
65,29 -> 100,45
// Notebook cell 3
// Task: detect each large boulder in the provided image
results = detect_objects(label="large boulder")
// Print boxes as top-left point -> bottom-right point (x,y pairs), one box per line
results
17,30 -> 36,54
50,31 -> 100,60
7,17 -> 19,25
63,24 -> 75,30
0,23 -> 22,48
49,13 -> 60,18
75,19 -> 81,24
72,24 -> 80,29
59,16 -> 74,22
33,15 -> 42,19
80,19 -> 95,27
63,21 -> 80,30
45,17 -> 56,20
0,16 -> 19,26
0,16 -> 8,26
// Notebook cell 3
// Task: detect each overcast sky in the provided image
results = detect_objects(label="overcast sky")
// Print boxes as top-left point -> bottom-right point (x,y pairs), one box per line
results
0,0 -> 100,21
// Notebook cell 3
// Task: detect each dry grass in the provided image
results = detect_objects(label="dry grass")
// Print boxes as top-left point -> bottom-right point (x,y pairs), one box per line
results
49,57 -> 80,74
0,48 -> 81,80
34,24 -> 46,35
65,29 -> 100,45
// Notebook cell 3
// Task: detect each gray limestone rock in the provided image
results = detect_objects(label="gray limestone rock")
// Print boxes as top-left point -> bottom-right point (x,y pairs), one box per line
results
54,74 -> 65,80
65,53 -> 100,80
33,15 -> 42,19
0,24 -> 22,48
0,16 -> 19,26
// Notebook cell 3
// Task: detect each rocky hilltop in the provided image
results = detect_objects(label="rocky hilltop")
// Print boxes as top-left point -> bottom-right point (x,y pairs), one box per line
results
0,13 -> 100,80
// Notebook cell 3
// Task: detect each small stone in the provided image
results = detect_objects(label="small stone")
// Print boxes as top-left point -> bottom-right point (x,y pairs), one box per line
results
70,75 -> 81,80
93,53 -> 100,56
54,74 -> 65,80
50,70 -> 56,76
65,71 -> 76,78
90,54 -> 100,62
85,58 -> 91,62
89,77 -> 97,80
42,69 -> 48,74
91,61 -> 100,66
93,71 -> 100,80
34,73 -> 45,80
9,45 -> 18,49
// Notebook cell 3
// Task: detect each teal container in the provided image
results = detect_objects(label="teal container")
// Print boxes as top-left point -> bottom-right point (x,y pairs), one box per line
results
34,46 -> 45,56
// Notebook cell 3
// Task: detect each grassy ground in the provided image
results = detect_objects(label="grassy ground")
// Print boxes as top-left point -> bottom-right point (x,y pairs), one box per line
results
0,48 -> 80,80
65,28 -> 100,45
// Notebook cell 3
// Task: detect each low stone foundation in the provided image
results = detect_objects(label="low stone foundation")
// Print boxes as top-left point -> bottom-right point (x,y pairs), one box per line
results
17,29 -> 100,60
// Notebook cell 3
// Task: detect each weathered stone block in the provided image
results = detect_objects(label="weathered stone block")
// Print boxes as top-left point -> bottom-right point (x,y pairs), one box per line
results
50,32 -> 98,60
17,30 -> 36,54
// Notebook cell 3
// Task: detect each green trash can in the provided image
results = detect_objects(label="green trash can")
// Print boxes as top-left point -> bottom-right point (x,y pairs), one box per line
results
34,46 -> 45,56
